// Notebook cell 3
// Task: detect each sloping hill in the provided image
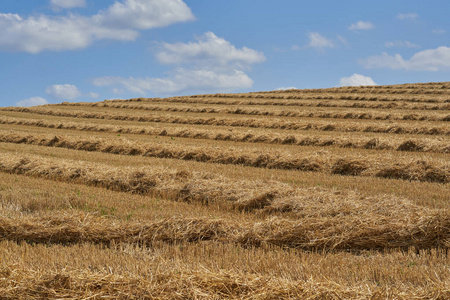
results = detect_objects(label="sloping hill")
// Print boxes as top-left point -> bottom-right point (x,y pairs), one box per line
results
0,82 -> 449,299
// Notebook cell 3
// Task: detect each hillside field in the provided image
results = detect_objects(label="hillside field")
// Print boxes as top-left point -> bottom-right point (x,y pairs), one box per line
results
0,82 -> 449,299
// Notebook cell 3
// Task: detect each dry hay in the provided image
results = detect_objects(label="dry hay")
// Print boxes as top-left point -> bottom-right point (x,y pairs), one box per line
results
3,267 -> 448,299
0,203 -> 449,251
0,132 -> 448,183
0,153 -> 449,251
2,116 -> 449,153
51,101 -> 450,122
3,107 -> 449,136
2,81 -> 450,298
58,95 -> 450,110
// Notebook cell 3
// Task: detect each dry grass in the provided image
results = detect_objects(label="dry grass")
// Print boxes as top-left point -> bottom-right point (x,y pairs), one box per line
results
2,106 -> 449,135
1,131 -> 448,183
1,241 -> 448,299
1,82 -> 450,298
54,101 -> 450,121
2,140 -> 448,209
0,153 -> 449,251
1,115 -> 449,153
1,208 -> 449,252
90,96 -> 450,110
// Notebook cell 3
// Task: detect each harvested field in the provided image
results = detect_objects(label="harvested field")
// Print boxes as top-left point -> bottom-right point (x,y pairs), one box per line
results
1,82 -> 449,299
51,101 -> 450,121
2,106 -> 449,135
62,97 -> 450,110
1,115 -> 449,153
0,131 -> 448,183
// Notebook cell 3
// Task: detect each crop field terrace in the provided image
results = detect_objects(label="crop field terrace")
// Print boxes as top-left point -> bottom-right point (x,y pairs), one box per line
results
0,82 -> 449,299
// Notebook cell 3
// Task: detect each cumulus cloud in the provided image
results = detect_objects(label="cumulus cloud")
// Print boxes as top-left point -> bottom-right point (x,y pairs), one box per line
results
46,84 -> 99,100
385,40 -> 419,48
361,46 -> 450,71
93,69 -> 254,94
307,32 -> 334,49
0,0 -> 194,53
51,0 -> 86,10
396,13 -> 418,20
349,21 -> 374,31
94,0 -> 195,30
156,32 -> 265,68
340,74 -> 377,87
94,32 -> 264,95
275,87 -> 298,91
46,84 -> 82,100
16,97 -> 48,107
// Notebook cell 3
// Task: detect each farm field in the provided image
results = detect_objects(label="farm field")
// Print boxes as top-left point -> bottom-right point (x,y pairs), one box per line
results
0,82 -> 449,299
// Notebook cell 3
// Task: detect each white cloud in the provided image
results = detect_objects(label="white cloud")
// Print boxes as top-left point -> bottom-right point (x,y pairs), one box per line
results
307,32 -> 334,49
51,0 -> 86,10
156,32 -> 265,68
396,13 -> 418,20
93,69 -> 254,94
46,84 -> 82,100
0,0 -> 194,53
94,32 -> 264,95
361,46 -> 450,71
340,74 -> 377,87
46,84 -> 99,100
275,87 -> 298,91
385,40 -> 419,48
16,97 -> 48,107
94,0 -> 194,30
0,13 -> 113,53
349,21 -> 374,31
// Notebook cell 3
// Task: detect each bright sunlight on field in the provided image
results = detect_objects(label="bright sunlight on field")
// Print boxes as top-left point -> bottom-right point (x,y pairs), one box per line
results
0,82 -> 449,299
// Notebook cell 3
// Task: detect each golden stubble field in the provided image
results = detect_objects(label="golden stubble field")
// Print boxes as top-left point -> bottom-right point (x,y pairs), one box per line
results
0,82 -> 449,299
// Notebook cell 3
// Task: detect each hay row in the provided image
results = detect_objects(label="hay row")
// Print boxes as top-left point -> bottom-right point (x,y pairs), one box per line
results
54,102 -> 450,122
3,266 -> 448,299
1,116 -> 448,153
92,96 -> 450,110
1,132 -> 448,183
119,93 -> 450,104
3,107 -> 449,136
1,153 -> 449,251
176,91 -> 450,102
0,201 -> 449,251
250,83 -> 450,94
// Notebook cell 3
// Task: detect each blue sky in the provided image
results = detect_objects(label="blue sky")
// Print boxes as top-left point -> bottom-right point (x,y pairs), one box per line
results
1,0 -> 449,107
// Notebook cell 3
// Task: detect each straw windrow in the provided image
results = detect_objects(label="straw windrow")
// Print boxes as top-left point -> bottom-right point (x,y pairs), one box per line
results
2,106 -> 449,135
0,132 -> 448,183
1,81 -> 449,298
1,116 -> 449,153
49,101 -> 450,122
0,153 -> 448,251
